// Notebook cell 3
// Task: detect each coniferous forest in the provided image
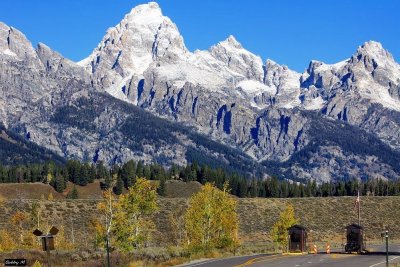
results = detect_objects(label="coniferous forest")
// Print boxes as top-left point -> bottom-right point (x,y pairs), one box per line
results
0,160 -> 399,198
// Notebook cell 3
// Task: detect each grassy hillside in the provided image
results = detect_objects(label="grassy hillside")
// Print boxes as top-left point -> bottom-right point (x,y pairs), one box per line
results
63,181 -> 104,199
0,182 -> 102,200
238,197 -> 400,243
0,193 -> 398,250
0,183 -> 63,200
164,180 -> 202,198
0,180 -> 201,200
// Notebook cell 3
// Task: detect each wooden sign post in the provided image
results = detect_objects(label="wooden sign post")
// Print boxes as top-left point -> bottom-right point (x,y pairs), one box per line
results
33,227 -> 59,267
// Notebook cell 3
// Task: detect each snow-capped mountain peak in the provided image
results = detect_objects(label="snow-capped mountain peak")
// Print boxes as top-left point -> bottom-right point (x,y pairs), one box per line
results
350,41 -> 399,75
75,2 -> 400,114
0,22 -> 38,61
124,1 -> 162,22
357,41 -> 394,63
208,35 -> 264,82
3,3 -> 400,183
220,35 -> 243,49
299,40 -> 400,112
78,2 -> 188,100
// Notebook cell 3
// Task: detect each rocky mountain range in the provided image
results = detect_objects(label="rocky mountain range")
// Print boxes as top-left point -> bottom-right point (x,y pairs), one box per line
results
1,2 -> 400,182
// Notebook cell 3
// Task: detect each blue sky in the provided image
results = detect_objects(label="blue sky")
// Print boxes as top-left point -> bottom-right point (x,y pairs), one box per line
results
1,0 -> 399,72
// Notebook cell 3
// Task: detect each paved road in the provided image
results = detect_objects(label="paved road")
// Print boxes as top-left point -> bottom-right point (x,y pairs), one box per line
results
181,245 -> 400,267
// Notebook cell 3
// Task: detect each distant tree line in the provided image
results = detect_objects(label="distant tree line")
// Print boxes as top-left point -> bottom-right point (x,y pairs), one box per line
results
0,160 -> 400,198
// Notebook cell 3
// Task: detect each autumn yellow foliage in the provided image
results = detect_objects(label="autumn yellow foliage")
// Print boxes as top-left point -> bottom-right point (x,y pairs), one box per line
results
55,225 -> 75,250
0,229 -> 16,251
88,216 -> 107,248
11,211 -> 28,244
114,177 -> 158,251
185,182 -> 239,252
271,204 -> 298,252
96,188 -> 118,248
96,178 -> 159,252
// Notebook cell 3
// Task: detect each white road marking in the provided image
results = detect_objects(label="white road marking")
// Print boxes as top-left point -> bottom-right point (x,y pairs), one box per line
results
368,256 -> 400,267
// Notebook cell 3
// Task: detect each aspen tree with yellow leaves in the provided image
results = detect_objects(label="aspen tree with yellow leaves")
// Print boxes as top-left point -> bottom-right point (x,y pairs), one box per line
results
30,201 -> 43,229
54,225 -> 75,250
11,211 -> 28,244
271,204 -> 298,252
97,187 -> 117,267
0,196 -> 15,252
185,182 -> 239,253
0,230 -> 15,252
114,177 -> 158,251
88,216 -> 106,249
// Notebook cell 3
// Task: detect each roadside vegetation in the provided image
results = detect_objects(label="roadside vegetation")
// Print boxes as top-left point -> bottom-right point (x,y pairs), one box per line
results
0,180 -> 241,266
1,159 -> 400,265
0,188 -> 400,265
271,204 -> 298,252
185,182 -> 239,253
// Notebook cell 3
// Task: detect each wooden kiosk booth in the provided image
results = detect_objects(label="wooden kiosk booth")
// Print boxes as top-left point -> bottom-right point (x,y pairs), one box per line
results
345,223 -> 366,253
288,225 -> 307,253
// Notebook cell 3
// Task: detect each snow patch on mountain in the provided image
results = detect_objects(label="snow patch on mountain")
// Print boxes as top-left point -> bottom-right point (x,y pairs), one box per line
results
357,76 -> 400,111
304,96 -> 325,110
209,35 -> 264,81
105,76 -> 131,103
237,80 -> 276,95
1,48 -> 17,57
314,59 -> 349,72
153,61 -> 228,90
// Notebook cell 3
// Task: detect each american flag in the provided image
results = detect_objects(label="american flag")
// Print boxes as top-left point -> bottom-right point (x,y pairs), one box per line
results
354,190 -> 360,209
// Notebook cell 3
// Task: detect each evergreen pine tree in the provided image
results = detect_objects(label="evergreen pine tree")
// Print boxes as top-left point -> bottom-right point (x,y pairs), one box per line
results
104,173 -> 112,189
143,165 -> 151,179
88,164 -> 96,183
136,161 -> 144,178
157,176 -> 166,196
54,175 -> 65,193
169,164 -> 179,179
67,186 -> 79,199
121,160 -> 136,189
68,160 -> 81,184
114,176 -> 124,195
96,161 -> 108,180
79,165 -> 89,186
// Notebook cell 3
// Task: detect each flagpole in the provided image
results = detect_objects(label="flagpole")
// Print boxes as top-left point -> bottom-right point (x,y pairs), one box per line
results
358,189 -> 361,226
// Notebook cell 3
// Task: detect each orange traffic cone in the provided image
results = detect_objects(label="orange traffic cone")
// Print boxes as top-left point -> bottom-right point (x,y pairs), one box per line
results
326,243 -> 331,254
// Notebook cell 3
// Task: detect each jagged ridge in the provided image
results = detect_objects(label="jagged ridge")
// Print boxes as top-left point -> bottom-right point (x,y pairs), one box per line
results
1,2 -> 400,182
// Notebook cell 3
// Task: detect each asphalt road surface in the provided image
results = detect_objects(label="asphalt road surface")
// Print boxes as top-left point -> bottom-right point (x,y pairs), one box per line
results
181,245 -> 400,267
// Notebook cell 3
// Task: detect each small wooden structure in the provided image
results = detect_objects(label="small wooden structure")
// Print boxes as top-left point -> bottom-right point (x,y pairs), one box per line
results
288,225 -> 307,253
345,224 -> 366,253
33,226 -> 59,267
